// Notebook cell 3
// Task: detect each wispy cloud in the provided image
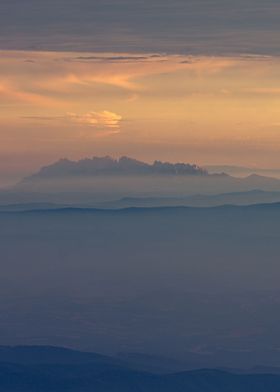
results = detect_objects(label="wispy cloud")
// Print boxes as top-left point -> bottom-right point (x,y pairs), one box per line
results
0,81 -> 58,107
23,110 -> 123,134
66,111 -> 122,129
0,51 -> 238,109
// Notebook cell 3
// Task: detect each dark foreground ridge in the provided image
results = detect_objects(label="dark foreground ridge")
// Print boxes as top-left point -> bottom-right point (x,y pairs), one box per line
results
0,346 -> 280,392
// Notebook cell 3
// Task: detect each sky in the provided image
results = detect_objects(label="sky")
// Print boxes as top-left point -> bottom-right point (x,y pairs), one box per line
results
1,0 -> 280,185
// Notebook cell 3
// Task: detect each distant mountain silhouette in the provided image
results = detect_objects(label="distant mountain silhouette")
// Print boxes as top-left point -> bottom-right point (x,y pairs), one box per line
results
205,165 -> 280,179
8,155 -> 280,200
24,156 -> 208,180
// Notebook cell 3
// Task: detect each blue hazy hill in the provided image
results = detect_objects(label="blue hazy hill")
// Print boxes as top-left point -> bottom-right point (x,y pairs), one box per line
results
1,204 -> 280,369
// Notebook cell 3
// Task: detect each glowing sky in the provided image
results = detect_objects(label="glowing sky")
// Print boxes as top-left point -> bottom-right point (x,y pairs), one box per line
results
1,1 -> 280,185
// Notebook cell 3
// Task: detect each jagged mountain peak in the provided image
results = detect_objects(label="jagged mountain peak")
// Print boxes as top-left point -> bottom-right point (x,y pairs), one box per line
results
24,156 -> 208,180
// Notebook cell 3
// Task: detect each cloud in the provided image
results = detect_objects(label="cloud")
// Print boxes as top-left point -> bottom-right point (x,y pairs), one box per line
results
23,110 -> 123,132
0,0 -> 280,56
0,81 -> 58,107
67,111 -> 122,129
72,54 -> 165,63
0,51 -> 239,109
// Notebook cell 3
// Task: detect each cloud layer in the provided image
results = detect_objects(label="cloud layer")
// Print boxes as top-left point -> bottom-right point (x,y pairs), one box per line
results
0,1 -> 280,55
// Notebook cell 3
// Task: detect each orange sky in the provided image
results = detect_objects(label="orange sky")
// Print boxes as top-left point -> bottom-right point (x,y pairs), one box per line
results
1,50 -> 280,185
